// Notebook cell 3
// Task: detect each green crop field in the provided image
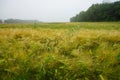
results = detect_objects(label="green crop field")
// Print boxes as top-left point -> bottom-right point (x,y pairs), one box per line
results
0,22 -> 120,80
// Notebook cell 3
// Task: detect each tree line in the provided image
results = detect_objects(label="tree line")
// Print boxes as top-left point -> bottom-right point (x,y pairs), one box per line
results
70,1 -> 120,22
0,20 -> 2,23
0,19 -> 40,24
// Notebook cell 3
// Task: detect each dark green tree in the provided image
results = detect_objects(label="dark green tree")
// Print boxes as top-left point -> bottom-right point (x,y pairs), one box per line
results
70,1 -> 120,22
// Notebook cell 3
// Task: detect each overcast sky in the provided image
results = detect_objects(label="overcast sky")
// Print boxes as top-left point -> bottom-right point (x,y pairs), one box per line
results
0,0 -> 118,22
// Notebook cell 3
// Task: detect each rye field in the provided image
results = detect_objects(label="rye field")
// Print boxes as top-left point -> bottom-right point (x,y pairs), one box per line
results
0,22 -> 120,80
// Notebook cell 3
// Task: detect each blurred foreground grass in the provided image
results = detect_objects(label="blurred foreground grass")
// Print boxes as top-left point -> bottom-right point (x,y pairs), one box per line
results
0,22 -> 120,80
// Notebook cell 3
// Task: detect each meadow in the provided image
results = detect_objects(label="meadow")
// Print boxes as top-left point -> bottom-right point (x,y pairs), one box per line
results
0,22 -> 120,80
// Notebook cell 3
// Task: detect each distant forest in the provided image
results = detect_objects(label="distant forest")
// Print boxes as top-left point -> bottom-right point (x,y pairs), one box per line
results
0,19 -> 40,23
70,1 -> 120,22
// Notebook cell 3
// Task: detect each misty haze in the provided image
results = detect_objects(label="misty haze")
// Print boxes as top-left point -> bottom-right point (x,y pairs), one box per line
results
0,0 -> 118,22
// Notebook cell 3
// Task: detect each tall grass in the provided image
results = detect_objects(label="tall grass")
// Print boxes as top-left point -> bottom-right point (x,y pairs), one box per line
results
0,22 -> 120,30
0,22 -> 120,80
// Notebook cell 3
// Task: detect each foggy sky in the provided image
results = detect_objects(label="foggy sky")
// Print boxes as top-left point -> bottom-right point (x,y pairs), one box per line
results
0,0 -> 118,22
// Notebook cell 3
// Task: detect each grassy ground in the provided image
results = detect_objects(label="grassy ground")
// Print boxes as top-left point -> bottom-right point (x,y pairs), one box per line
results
0,22 -> 120,80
